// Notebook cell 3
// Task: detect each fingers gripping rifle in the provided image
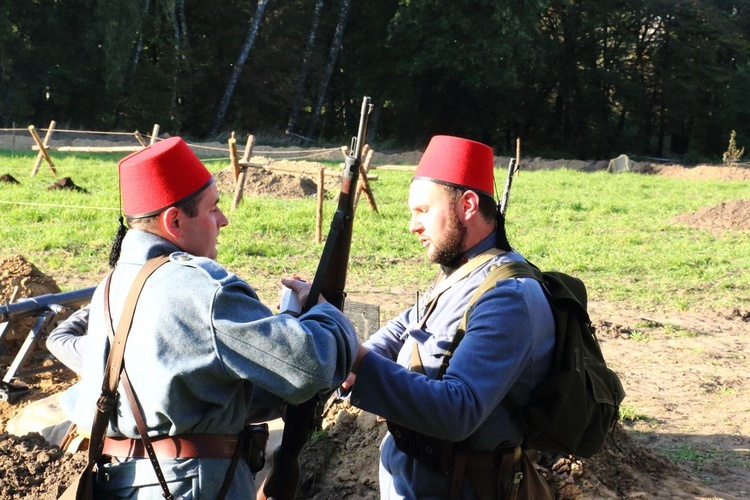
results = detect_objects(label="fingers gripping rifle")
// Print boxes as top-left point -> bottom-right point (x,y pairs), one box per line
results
258,96 -> 373,500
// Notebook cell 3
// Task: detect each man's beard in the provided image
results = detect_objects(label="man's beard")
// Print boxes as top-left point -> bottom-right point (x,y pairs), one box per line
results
428,210 -> 467,266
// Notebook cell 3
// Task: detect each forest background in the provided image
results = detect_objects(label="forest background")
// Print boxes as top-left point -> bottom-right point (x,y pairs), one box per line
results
2,0 -> 750,162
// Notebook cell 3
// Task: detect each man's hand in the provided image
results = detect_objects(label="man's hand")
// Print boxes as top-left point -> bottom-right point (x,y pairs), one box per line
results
341,372 -> 357,391
341,345 -> 370,390
280,277 -> 325,310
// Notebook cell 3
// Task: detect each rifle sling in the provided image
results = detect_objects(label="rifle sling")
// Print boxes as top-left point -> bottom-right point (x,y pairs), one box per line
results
85,256 -> 171,498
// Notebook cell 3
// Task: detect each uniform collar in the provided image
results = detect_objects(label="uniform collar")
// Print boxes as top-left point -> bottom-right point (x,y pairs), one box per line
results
118,229 -> 182,265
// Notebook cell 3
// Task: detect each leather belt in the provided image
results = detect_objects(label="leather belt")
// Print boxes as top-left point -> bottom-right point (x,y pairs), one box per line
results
102,434 -> 239,459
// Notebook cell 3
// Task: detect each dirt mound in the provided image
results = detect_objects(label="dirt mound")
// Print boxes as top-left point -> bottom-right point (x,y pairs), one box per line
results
46,177 -> 87,193
672,199 -> 750,231
214,161 -> 341,199
0,432 -> 86,499
0,255 -> 61,341
0,173 -> 20,184
653,164 -> 750,181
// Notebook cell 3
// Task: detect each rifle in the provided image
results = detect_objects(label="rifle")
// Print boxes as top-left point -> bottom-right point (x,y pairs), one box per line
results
258,96 -> 373,500
0,286 -> 95,402
499,157 -> 518,217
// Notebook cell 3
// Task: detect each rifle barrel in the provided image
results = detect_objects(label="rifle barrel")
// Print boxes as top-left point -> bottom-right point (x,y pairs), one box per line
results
499,158 -> 517,217
0,287 -> 96,322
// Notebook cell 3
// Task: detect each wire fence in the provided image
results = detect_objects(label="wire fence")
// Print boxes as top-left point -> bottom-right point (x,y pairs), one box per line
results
0,125 -> 346,213
0,126 -> 344,162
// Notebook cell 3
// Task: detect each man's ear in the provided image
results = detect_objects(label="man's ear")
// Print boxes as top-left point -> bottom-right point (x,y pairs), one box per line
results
158,206 -> 182,239
459,190 -> 481,221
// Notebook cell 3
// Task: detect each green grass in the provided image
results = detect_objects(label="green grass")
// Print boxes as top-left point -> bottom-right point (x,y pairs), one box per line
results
618,404 -> 650,423
1,150 -> 748,315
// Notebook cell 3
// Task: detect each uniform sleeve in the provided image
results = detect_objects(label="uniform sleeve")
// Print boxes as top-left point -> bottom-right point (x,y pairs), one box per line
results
45,304 -> 90,375
352,283 -> 534,441
363,306 -> 415,360
246,386 -> 285,422
211,281 -> 358,405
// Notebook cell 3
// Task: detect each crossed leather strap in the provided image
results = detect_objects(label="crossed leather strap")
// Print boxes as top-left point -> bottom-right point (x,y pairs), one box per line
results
84,256 -> 244,499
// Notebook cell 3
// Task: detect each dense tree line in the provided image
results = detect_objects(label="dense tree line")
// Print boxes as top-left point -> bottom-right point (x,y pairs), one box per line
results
1,0 -> 748,161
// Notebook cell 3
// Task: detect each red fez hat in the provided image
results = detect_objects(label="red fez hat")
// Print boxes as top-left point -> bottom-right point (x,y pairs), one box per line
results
118,137 -> 213,218
412,135 -> 495,198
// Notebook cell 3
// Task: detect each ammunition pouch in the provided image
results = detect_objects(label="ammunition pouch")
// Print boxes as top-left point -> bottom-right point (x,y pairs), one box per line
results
241,423 -> 269,474
386,420 -> 455,474
386,420 -> 552,500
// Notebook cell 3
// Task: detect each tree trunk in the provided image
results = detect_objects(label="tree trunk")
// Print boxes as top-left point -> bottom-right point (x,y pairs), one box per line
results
285,0 -> 325,141
210,0 -> 271,136
305,0 -> 352,140
170,2 -> 181,110
177,0 -> 189,50
131,0 -> 150,72
114,0 -> 150,128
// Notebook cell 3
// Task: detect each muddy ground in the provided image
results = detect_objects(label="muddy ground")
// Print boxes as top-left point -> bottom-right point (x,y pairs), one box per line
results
0,142 -> 748,499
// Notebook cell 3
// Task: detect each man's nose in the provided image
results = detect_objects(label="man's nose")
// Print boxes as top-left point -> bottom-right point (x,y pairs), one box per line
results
218,209 -> 229,227
409,215 -> 422,234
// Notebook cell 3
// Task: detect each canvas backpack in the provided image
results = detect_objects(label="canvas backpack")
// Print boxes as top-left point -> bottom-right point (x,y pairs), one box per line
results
444,259 -> 626,458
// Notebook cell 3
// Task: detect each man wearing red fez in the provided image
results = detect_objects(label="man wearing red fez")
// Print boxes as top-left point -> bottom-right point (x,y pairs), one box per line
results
65,137 -> 359,498
343,135 -> 555,498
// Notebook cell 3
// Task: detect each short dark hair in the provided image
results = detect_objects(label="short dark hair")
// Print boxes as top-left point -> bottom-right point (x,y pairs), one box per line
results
126,184 -> 205,227
440,184 -> 512,251
111,185 -> 207,267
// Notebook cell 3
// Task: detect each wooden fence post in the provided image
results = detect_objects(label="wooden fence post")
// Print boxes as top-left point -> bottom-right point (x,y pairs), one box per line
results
516,137 -> 521,166
232,134 -> 256,210
229,136 -> 240,183
355,146 -> 378,212
134,130 -> 148,147
149,124 -> 160,145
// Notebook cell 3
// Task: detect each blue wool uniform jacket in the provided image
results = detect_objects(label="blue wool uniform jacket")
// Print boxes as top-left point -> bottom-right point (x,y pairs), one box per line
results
69,229 -> 358,499
350,233 -> 555,499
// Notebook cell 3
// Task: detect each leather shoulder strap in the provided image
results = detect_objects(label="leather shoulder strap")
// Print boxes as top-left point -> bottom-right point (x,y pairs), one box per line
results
87,256 -> 170,468
104,255 -> 170,385
417,248 -> 505,329
435,260 -> 541,379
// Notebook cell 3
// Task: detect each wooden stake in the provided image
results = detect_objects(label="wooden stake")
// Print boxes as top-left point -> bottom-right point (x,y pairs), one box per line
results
134,130 -> 148,147
354,145 -> 369,207
355,146 -> 378,212
232,135 -> 256,210
28,123 -> 57,178
150,124 -> 160,145
516,137 -> 521,169
241,134 -> 255,163
229,137 -> 240,183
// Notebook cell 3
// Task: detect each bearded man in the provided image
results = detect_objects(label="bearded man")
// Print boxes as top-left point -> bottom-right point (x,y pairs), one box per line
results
342,135 -> 555,499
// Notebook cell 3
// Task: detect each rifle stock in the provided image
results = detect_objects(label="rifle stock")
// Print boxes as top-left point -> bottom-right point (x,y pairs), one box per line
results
258,96 -> 372,500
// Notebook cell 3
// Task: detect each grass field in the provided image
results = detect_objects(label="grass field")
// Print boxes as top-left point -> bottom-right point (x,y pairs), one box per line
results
1,149 -> 748,313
